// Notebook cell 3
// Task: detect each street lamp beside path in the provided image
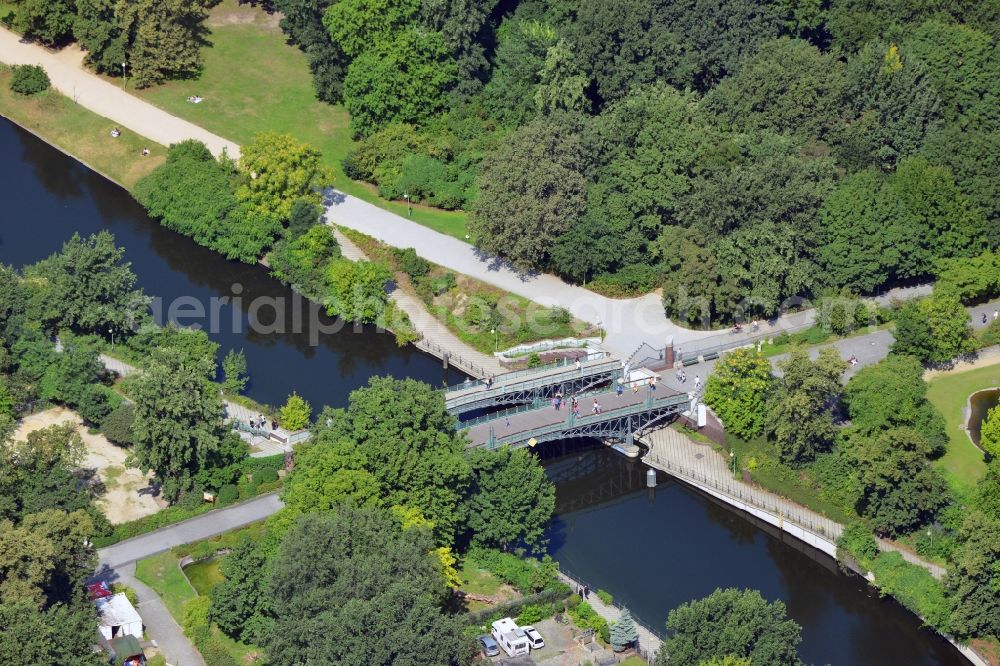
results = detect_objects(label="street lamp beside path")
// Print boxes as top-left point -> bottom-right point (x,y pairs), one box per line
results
121,62 -> 127,90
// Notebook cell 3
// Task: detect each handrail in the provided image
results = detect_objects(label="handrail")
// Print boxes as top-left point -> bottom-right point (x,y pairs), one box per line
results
446,358 -> 622,406
444,352 -> 611,393
478,393 -> 691,444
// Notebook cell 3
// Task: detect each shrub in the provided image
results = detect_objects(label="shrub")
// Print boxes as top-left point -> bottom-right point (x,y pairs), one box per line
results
596,589 -> 613,606
527,353 -> 542,368
182,596 -> 212,644
465,548 -> 557,593
516,603 -> 546,625
217,484 -> 239,507
551,307 -> 572,325
112,583 -> 138,606
279,392 -> 311,430
569,601 -> 611,644
394,247 -> 431,278
255,466 -> 279,485
590,264 -> 661,297
871,552 -> 951,632
10,64 -> 50,95
429,272 -> 457,295
837,521 -> 879,567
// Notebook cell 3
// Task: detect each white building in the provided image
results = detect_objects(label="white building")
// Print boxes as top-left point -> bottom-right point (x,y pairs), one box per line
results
95,593 -> 143,641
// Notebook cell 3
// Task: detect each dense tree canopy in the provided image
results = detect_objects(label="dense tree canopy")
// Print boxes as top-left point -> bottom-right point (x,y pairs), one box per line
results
74,0 -> 215,87
471,117 -> 587,270
767,348 -> 846,464
295,377 -> 470,541
657,588 -> 804,666
129,347 -> 243,500
26,231 -> 149,335
265,509 -> 469,665
463,446 -> 555,552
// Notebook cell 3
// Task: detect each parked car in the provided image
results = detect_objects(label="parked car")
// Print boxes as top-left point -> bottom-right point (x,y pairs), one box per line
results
477,633 -> 500,657
522,625 -> 545,649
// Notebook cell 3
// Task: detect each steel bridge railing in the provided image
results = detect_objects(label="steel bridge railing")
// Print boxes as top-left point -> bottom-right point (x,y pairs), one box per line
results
479,393 -> 691,447
444,351 -> 608,392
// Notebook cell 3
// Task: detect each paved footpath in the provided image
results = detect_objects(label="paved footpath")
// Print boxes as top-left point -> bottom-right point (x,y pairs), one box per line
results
0,28 -> 239,158
95,494 -> 284,666
334,229 -> 505,377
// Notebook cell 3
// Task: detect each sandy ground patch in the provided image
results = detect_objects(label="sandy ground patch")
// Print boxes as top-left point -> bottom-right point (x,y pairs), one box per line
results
13,407 -> 165,524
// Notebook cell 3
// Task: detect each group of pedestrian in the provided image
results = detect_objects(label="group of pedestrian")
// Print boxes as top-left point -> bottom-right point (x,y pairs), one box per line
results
675,368 -> 688,384
982,310 -> 999,325
552,392 -> 564,410
250,413 -> 275,431
484,375 -> 495,390
577,585 -> 591,599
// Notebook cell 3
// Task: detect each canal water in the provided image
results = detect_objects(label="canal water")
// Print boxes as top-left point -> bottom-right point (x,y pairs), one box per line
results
0,118 -> 465,409
542,444 -> 965,665
0,116 -> 965,665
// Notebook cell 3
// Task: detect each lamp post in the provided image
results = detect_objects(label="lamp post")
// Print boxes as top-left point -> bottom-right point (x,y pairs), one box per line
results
108,325 -> 115,350
730,450 -> 736,475
121,62 -> 127,90
403,193 -> 411,217
491,328 -> 498,353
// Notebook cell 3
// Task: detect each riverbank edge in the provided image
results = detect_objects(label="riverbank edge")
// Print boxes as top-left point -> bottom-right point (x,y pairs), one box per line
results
639,430 -> 992,666
0,106 -> 501,380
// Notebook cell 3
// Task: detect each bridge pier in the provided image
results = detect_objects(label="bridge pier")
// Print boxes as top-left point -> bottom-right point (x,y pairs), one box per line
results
665,336 -> 674,369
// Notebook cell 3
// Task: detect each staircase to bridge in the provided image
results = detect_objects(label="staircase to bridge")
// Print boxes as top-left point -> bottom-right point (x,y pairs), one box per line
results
444,356 -> 622,415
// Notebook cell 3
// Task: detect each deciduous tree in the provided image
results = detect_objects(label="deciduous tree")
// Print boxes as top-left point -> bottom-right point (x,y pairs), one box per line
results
311,377 -> 469,542
129,347 -> 230,500
341,28 -> 458,136
471,117 -> 587,270
850,427 -> 949,535
12,0 -> 76,45
656,588 -> 804,666
26,231 -> 149,336
220,348 -> 248,394
237,132 -> 329,222
947,510 -> 1000,639
265,509 -> 468,666
464,446 -> 555,552
703,348 -> 773,439
767,348 -> 846,465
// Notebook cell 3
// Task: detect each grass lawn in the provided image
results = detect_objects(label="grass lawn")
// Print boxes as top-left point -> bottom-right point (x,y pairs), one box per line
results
618,657 -> 649,666
130,0 -> 469,240
0,66 -> 164,189
135,551 -> 196,620
925,360 -> 998,496
725,435 -> 856,525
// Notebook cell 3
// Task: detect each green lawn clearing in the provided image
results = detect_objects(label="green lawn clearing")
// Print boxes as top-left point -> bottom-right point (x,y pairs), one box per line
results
0,65 -> 164,189
130,0 -> 469,240
925,360 -> 998,496
135,551 -> 195,619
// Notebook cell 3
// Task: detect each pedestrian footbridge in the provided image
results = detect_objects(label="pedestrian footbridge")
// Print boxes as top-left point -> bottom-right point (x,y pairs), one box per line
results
458,383 -> 695,449
444,357 -> 623,415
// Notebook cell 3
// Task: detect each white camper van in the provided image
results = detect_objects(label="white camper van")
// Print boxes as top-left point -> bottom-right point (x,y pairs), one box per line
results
490,617 -> 530,657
